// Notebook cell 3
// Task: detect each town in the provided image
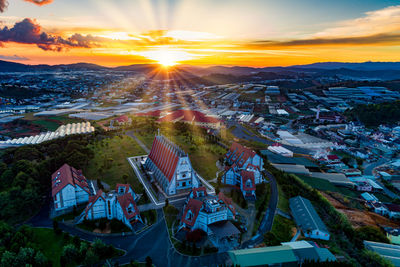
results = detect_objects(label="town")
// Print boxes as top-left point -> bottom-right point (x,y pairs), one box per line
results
0,61 -> 400,266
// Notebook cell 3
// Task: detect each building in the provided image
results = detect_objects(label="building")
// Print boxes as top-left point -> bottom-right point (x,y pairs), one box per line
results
265,86 -> 280,95
52,164 -> 94,212
179,188 -> 239,250
80,184 -> 142,230
222,142 -> 264,199
228,241 -> 335,267
144,134 -> 200,196
364,240 -> 400,267
267,143 -> 293,157
111,115 -> 132,127
290,196 -> 330,240
157,109 -> 221,129
384,227 -> 400,245
386,203 -> 400,219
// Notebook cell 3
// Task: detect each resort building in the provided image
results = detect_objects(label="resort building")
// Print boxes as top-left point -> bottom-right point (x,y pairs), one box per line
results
52,163 -> 94,211
157,109 -> 221,129
222,142 -> 264,199
179,187 -> 240,250
144,134 -> 200,195
79,184 -> 142,230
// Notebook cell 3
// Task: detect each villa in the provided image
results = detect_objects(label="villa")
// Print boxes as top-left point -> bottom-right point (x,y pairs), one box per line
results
222,142 -> 264,199
52,163 -> 94,212
79,184 -> 142,230
179,187 -> 240,250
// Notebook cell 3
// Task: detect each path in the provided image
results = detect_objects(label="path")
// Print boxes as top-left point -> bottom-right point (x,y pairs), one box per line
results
242,170 -> 278,247
126,130 -> 150,154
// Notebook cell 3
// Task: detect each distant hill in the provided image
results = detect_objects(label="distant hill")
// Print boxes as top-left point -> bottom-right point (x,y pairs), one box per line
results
2,59 -> 400,80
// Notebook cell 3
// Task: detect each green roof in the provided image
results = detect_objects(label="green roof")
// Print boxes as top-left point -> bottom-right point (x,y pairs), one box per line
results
228,245 -> 298,266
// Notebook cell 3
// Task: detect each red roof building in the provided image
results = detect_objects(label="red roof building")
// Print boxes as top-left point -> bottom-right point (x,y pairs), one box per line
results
52,163 -> 92,211
145,135 -> 200,195
157,110 -> 221,129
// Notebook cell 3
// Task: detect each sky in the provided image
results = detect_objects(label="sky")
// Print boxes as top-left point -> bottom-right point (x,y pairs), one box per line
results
0,0 -> 400,66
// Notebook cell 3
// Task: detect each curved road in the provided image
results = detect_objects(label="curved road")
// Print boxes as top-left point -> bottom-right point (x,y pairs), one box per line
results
28,201 -> 230,267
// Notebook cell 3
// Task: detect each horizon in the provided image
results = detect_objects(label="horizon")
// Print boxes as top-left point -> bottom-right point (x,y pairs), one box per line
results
1,0 -> 400,66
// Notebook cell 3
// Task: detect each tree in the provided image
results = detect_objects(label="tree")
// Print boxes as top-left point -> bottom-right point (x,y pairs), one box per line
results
145,256 -> 152,267
83,250 -> 99,266
61,244 -> 79,264
165,198 -> 169,207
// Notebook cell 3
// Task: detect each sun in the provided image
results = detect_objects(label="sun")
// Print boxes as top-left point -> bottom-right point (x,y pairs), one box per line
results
138,49 -> 197,67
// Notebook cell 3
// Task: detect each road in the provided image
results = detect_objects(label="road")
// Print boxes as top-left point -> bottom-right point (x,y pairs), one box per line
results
242,170 -> 278,247
28,203 -> 230,266
228,122 -> 312,155
364,158 -> 387,175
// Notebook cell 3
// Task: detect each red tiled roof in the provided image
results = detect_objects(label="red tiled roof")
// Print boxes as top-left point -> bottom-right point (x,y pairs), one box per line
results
192,186 -> 207,198
226,142 -> 256,168
116,184 -> 132,194
241,170 -> 256,191
52,163 -> 90,197
136,110 -> 163,117
157,110 -> 220,124
117,193 -> 140,220
218,192 -> 236,215
115,115 -> 129,123
148,136 -> 181,182
181,198 -> 203,227
327,155 -> 339,160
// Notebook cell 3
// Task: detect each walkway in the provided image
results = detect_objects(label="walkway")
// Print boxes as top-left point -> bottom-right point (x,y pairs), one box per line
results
126,130 -> 150,154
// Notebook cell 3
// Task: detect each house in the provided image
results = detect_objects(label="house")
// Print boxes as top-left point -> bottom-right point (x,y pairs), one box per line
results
267,143 -> 293,157
369,201 -> 388,216
80,184 -> 142,230
290,196 -> 330,240
179,188 -> 239,250
384,227 -> 400,245
157,109 -> 221,129
222,142 -> 264,199
144,134 -> 200,196
52,164 -> 94,212
385,203 -> 400,219
356,181 -> 373,192
111,115 -> 132,127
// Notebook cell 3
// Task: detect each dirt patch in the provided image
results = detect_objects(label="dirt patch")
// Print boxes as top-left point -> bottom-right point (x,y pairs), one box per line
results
322,192 -> 400,228
93,223 -> 111,234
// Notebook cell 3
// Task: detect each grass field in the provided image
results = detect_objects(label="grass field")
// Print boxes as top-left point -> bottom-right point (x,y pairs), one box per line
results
32,228 -> 68,267
84,135 -> 146,192
277,185 -> 290,213
21,113 -> 83,131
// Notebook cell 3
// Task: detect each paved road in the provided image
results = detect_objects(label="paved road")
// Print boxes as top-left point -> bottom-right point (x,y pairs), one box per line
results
364,158 -> 387,175
242,170 -> 278,247
228,122 -> 312,155
126,130 -> 150,154
28,203 -> 231,266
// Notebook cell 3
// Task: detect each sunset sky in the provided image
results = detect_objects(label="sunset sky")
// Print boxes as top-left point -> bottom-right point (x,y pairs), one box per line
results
1,0 -> 400,66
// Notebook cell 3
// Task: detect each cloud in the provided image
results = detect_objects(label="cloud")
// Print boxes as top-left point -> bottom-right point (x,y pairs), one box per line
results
0,54 -> 29,60
315,5 -> 400,38
0,18 -> 103,51
249,33 -> 400,47
0,0 -> 7,13
23,0 -> 53,6
0,0 -> 53,13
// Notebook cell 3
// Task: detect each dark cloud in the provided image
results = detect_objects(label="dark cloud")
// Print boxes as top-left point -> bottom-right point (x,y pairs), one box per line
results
23,0 -> 53,6
0,0 -> 7,12
0,54 -> 29,60
249,33 -> 400,47
0,18 -> 102,51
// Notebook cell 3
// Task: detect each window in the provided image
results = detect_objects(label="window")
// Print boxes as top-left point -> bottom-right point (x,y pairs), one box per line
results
127,205 -> 133,213
186,210 -> 193,221
182,182 -> 186,187
107,201 -> 111,215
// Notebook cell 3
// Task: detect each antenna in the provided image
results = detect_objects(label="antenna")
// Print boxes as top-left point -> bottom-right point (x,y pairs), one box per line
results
157,128 -> 160,136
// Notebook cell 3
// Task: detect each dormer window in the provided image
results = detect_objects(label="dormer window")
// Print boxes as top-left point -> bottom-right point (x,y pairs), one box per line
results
246,179 -> 252,188
127,204 -> 133,213
186,210 -> 193,221
119,187 -> 125,194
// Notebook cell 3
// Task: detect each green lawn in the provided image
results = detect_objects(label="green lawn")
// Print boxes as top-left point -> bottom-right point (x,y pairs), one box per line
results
32,119 -> 61,131
32,228 -> 68,267
84,135 -> 146,192
277,185 -> 290,213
